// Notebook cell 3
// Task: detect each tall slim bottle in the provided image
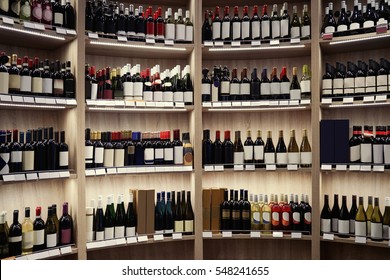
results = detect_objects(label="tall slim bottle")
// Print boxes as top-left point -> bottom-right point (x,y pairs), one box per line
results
21,207 -> 33,254
355,196 -> 367,237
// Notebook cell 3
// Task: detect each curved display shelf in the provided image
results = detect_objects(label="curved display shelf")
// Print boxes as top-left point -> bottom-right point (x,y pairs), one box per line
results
0,170 -> 75,184
203,100 -> 311,112
321,164 -> 389,173
203,164 -> 311,172
321,234 -> 390,249
321,94 -> 390,109
0,16 -> 77,49
0,94 -> 77,111
12,245 -> 77,260
85,166 -> 193,177
202,231 -> 311,240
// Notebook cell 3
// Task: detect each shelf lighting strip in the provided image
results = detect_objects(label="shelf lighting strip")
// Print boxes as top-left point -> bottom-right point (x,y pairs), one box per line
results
207,106 -> 308,111
0,24 -> 66,41
327,102 -> 390,108
0,102 -> 67,109
329,33 -> 390,45
88,106 -> 188,112
208,44 -> 306,52
89,40 -> 187,51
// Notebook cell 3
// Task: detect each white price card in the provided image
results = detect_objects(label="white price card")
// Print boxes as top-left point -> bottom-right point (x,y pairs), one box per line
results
373,165 -> 385,172
335,165 -> 347,171
231,41 -> 240,47
117,36 -> 127,42
269,100 -> 279,106
222,231 -> 232,238
204,41 -> 213,47
291,232 -> 302,239
280,100 -> 289,106
127,237 -> 137,244
137,236 -> 148,242
145,101 -> 156,107
231,101 -> 241,107
349,165 -> 360,171
26,173 -> 38,180
241,101 -> 251,106
300,99 -> 311,105
56,28 -> 67,35
88,32 -> 99,39
2,16 -> 14,25
360,165 -> 372,172
2,175 -> 15,182
165,39 -> 174,46
125,101 -> 135,107
49,172 -> 60,179
114,100 -> 125,106
375,95 -> 387,102
203,102 -> 212,108
59,171 -> 70,178
321,164 -> 332,171
251,101 -> 263,106
363,96 -> 375,103
287,164 -> 298,171
146,38 -> 155,44
153,234 -> 164,241
343,97 -> 354,104
202,232 -> 213,238
60,246 -> 72,254
12,95 -> 23,103
250,231 -> 261,238
45,98 -> 56,105
245,164 -> 255,171
106,168 -> 117,175
163,101 -> 174,107
204,165 -> 214,172
116,238 -> 127,245
172,233 -> 183,240
251,40 -> 261,46
23,21 -> 35,29
289,100 -> 300,106
234,165 -> 244,171
95,168 -> 106,176
214,165 -> 224,171
117,167 -> 128,174
23,96 -> 35,103
221,102 -> 231,107
48,249 -> 61,257
266,164 -> 276,171
175,102 -> 185,108
0,94 -> 12,102
14,174 -> 26,181
66,99 -> 77,105
322,98 -> 332,104
355,236 -> 366,244
290,38 -> 301,44
214,41 -> 224,47
212,102 -> 222,107
66,29 -> 77,35
273,231 -> 283,238
34,23 -> 45,30
38,172 -> 51,179
85,169 -> 96,176
270,39 -> 280,46
136,101 -> 146,107
323,233 -> 334,240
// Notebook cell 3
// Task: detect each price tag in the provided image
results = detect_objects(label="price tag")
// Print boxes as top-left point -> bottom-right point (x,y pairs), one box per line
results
145,101 -> 156,107
114,100 -> 125,107
165,39 -> 174,46
16,255 -> 28,260
26,173 -> 38,180
349,165 -> 360,171
45,98 -> 56,105
125,101 -> 135,107
233,165 -> 244,171
59,171 -> 70,178
163,101 -> 174,107
56,98 -> 68,105
146,38 -> 155,44
202,232 -> 213,238
287,164 -> 298,171
251,40 -> 261,46
38,172 -> 51,179
153,234 -> 164,241
245,164 -> 255,171
23,96 -> 35,103
85,169 -> 96,176
323,233 -> 334,240
88,32 -> 99,39
0,94 -> 12,102
250,231 -> 261,238
127,237 -> 137,244
95,168 -> 106,176
204,41 -> 213,47
172,233 -> 183,240
376,24 -> 388,34
231,41 -> 241,47
48,249 -> 61,257
251,101 -> 262,106
231,101 -> 241,107
269,100 -> 279,106
155,166 -> 165,173
289,100 -> 300,106
2,175 -> 15,182
106,168 -> 117,175
34,23 -> 45,31
360,165 -> 372,172
212,102 -> 222,107
291,232 -> 302,239
279,100 -> 289,106
321,164 -> 332,171
335,165 -> 347,171
343,97 -> 354,104
117,36 -> 127,42
117,167 -> 127,174
2,16 -> 14,25
56,28 -> 67,35
136,101 -> 146,107
104,100 -> 115,106
66,29 -> 77,35
204,165 -> 214,172
300,99 -> 311,105
23,21 -> 35,29
14,174 -> 26,181
222,231 -> 232,238
375,95 -> 387,102
60,246 -> 72,254
373,165 -> 385,172
137,236 -> 148,242
241,101 -> 251,106
175,102 -> 185,108
355,236 -> 367,244
12,95 -> 24,103
270,39 -> 280,46
214,165 -> 224,172
273,231 -> 283,238
203,102 -> 212,108
322,98 -> 332,104
266,164 -> 276,171
214,41 -> 224,47
322,33 -> 333,40
182,166 -> 193,172
290,38 -> 301,44
49,172 -> 60,179
363,96 -> 375,103
116,238 -> 126,245
66,99 -> 77,106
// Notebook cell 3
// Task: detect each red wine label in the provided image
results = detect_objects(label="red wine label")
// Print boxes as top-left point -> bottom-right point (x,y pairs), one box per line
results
251,21 -> 260,39
185,26 -> 193,42
125,227 -> 136,237
54,12 -> 63,25
242,210 -> 250,219
361,143 -> 372,163
61,228 -> 71,244
349,219 -> 355,234
42,78 -> 53,94
154,148 -> 164,160
32,77 -> 43,93
114,149 -> 125,167
222,209 -> 230,219
232,22 -> 241,40
8,236 -> 22,242
54,79 -> 64,95
103,89 -> 113,99
288,152 -> 299,164
271,212 -> 280,226
94,147 -> 104,164
11,150 -> 22,163
96,231 -> 104,241
123,81 -> 133,98
42,7 -> 53,22
232,210 -> 240,219
304,212 -> 311,224
59,151 -> 68,167
244,146 -> 253,161
373,144 -> 384,164
261,21 -> 270,38
324,26 -> 335,34
321,218 -> 331,233
212,22 -> 221,40
144,148 -> 154,164
264,152 -> 275,164
281,19 -> 289,37
184,91 -> 193,103
157,23 -> 164,36
146,22 -> 155,36
242,22 -> 250,38
363,20 -> 375,28
20,76 -> 32,92
33,6 -> 42,20
202,84 -> 211,96
350,22 -> 360,30
276,153 -> 287,165
174,146 -> 183,164
0,72 -> 9,94
222,22 -> 230,39
9,74 -> 20,91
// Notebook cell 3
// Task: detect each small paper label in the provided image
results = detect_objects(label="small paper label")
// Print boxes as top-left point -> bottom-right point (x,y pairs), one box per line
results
233,165 -> 244,171
291,232 -> 302,239
290,38 -> 301,44
343,97 -> 354,104
222,231 -> 232,238
23,21 -> 35,29
146,38 -> 155,44
56,28 -> 67,35
273,231 -> 283,238
322,98 -> 332,104
26,173 -> 38,180
116,238 -> 126,245
245,164 -> 255,171
12,95 -> 24,103
250,231 -> 261,238
373,165 -> 385,172
323,233 -> 334,240
14,174 -> 26,181
85,169 -> 96,176
204,41 -> 213,47
165,40 -> 174,46
289,100 -> 300,106
34,24 -> 45,31
175,102 -> 185,108
266,164 -> 276,171
137,236 -> 148,242
60,246 -> 72,254
48,249 -> 61,257
214,165 -> 224,171
349,165 -> 361,171
212,102 -> 222,108
23,97 -> 35,103
321,164 -> 332,171
355,236 -> 366,244
204,165 -> 214,172
279,100 -> 289,106
202,232 -> 213,238
322,33 -> 333,40
153,234 -> 164,241
251,40 -> 261,46
376,95 -> 387,102
214,41 -> 224,47
287,164 -> 298,171
117,36 -> 127,42
203,102 -> 212,108
363,96 -> 375,103
66,29 -> 77,35
301,99 -> 311,105
221,102 -> 231,107
270,39 -> 280,46
335,165 -> 347,171
2,17 -> 14,25
95,168 -> 106,176
172,233 -> 183,240
106,168 -> 117,175
360,165 -> 371,172
88,32 -> 99,39
231,41 -> 241,47
127,237 -> 137,244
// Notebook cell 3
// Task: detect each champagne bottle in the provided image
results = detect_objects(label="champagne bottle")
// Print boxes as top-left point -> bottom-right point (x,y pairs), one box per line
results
300,129 -> 312,168
331,194 -> 340,233
321,195 -> 332,234
276,130 -> 287,168
21,207 -> 33,254
251,194 -> 261,230
355,196 -> 367,237
288,129 -> 300,165
366,196 -> 374,236
233,131 -> 244,166
338,195 -> 350,237
349,195 -> 358,234
371,197 -> 383,241
382,197 -> 390,239
262,194 -> 272,233
45,207 -> 57,249
221,190 -> 231,231
8,210 -> 22,256
264,131 -> 275,165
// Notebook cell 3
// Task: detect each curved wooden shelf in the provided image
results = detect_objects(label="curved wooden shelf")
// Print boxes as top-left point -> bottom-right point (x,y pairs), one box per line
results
321,94 -> 390,109
0,170 -> 76,185
0,94 -> 77,111
203,164 -> 311,173
203,231 -> 312,241
202,100 -> 311,112
12,245 -> 77,260
321,235 -> 390,249
320,164 -> 390,173
85,166 -> 193,177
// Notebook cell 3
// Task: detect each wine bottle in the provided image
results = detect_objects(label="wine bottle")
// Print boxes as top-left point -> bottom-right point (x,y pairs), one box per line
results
175,8 -> 185,42
350,1 -> 364,35
290,5 -> 301,39
324,2 -> 337,34
260,68 -> 271,99
125,192 -> 136,237
287,129 -> 300,165
282,194 -> 292,231
155,192 -> 164,234
337,1 -> 350,36
230,68 -> 240,101
202,129 -> 213,166
231,190 -> 240,232
221,6 -> 231,41
253,130 -> 265,167
0,52 -> 9,94
261,4 -> 270,40
262,195 -> 272,233
212,6 -> 222,41
211,66 -> 221,102
251,194 -> 261,230
231,6 -> 241,41
364,0 -> 377,33
271,194 -> 282,230
45,207 -> 57,249
270,67 -> 281,99
42,59 -> 52,96
322,63 -> 334,97
58,131 -> 68,170
184,10 -> 194,42
8,210 -> 22,256
321,195 -> 332,233
202,68 -> 211,102
371,197 -> 383,241
355,196 -> 367,237
174,192 -> 183,233
220,190 -> 230,231
304,194 -> 312,233
276,130 -> 287,168
264,131 -> 275,165
59,202 -> 72,245
241,6 -> 250,40
361,125 -> 374,163
338,195 -> 350,237
241,190 -> 251,232
271,4 -> 281,39
0,211 -> 8,258
173,129 -> 183,165
377,58 -> 389,93
220,67 -> 230,101
331,194 -> 340,233
280,2 -> 290,39
349,195 -> 358,234
223,130 -> 234,168
301,4 -> 311,39
213,130 -> 223,165
382,197 -> 390,239
233,131 -> 244,166
86,204 -> 94,243
300,129 -> 312,168
114,194 -> 125,238
63,0 -> 74,29
33,206 -> 45,252
290,67 -> 301,100
280,67 -> 290,100
10,129 -> 22,173
184,191 -> 194,235
183,132 -> 193,166
251,5 -> 261,40
292,194 -> 302,231
373,126 -> 386,164
154,132 -> 164,165
103,195 -> 114,240
202,10 -> 212,42
244,130 -> 254,164
250,68 -> 261,100
366,195 -> 374,236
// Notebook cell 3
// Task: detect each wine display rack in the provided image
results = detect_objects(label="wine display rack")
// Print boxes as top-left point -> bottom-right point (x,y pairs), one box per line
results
1,0 -> 390,260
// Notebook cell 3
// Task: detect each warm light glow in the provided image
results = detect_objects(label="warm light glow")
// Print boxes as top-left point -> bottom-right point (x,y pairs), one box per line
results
328,33 -> 390,45
0,24 -> 66,40
89,40 -> 188,51
208,44 -> 306,52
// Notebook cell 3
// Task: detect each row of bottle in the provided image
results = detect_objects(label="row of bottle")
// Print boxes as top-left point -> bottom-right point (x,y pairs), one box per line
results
85,129 -> 193,169
0,203 -> 73,258
0,0 -> 75,29
202,129 -> 312,168
202,4 -> 311,42
0,128 -> 69,175
220,190 -> 312,233
202,65 -> 311,102
86,2 -> 193,42
321,194 -> 390,240
322,58 -> 390,97
322,0 -> 390,36
85,63 -> 193,104
349,125 -> 390,165
0,53 -> 75,98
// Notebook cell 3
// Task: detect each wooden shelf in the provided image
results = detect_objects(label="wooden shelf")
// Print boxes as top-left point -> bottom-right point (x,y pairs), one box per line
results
321,235 -> 390,249
203,100 -> 311,112
320,164 -> 389,173
0,170 -> 75,184
12,245 -> 77,260
203,231 -> 312,241
203,164 -> 311,173
85,35 -> 194,59
85,166 -> 193,177
0,94 -> 77,110
0,16 -> 76,50
321,94 -> 390,109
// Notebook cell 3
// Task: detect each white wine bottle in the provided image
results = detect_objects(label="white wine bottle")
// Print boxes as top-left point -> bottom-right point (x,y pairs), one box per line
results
287,129 -> 300,165
355,196 -> 367,237
382,197 -> 390,239
366,196 -> 374,236
371,197 -> 383,241
300,129 -> 312,168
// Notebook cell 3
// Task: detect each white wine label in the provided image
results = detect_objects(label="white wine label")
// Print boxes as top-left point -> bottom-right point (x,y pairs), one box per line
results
291,26 -> 300,38
166,23 -> 175,40
144,90 -> 154,101
212,22 -> 221,39
123,82 -> 133,97
173,91 -> 184,102
293,212 -> 301,224
176,24 -> 185,41
212,84 -> 219,102
104,227 -> 114,239
382,225 -> 389,239
321,218 -> 331,233
272,20 -> 281,38
304,212 -> 312,223
322,79 -> 332,90
301,25 -> 310,37
332,218 -> 338,232
360,143 -> 372,163
232,22 -> 241,40
242,21 -> 250,39
230,83 -> 240,95
94,147 -> 104,164
363,20 -> 375,28
222,22 -> 230,39
384,145 -> 390,164
220,81 -> 230,94
185,26 -> 194,42
240,83 -> 250,95
251,21 -> 260,39
22,231 -> 33,250
324,26 -> 335,33
154,91 -> 163,102
290,89 -> 301,100
0,72 -> 9,94
270,82 -> 281,96
350,22 -> 360,30
125,227 -> 136,237
133,82 -> 143,97
163,91 -> 173,102
337,24 -> 348,32
338,220 -> 349,234
264,152 -> 275,164
174,220 -> 184,232
174,146 -> 184,164
276,152 -> 287,164
366,76 -> 376,92
103,149 -> 114,167
155,148 -> 164,160
262,212 -> 271,224
355,221 -> 367,236
234,152 -> 244,165
281,82 -> 290,94
272,212 -> 280,222
54,79 -> 64,93
288,152 -> 300,164
253,212 -> 261,224
260,82 -> 271,96
54,12 -> 63,25
114,226 -> 125,238
254,146 -> 264,160
164,148 -> 174,161
144,148 -> 154,163
333,78 -> 344,90
281,19 -> 289,37
11,150 -> 22,163
202,84 -> 211,96
349,219 -> 355,234
42,78 -> 53,94
184,91 -> 193,104
96,231 -> 104,241
22,150 -> 34,171
85,146 -> 94,161
86,216 -> 94,232
373,144 -> 384,164
371,222 -> 382,239
184,220 -> 194,233
59,151 -> 69,167
32,77 -> 43,93
344,77 -> 355,89
20,76 -> 32,92
46,233 -> 57,248
33,229 -> 45,245
114,149 -> 125,167
261,21 -> 270,38
350,145 -> 360,162
244,146 -> 254,161
301,80 -> 311,94
8,235 -> 22,242
355,77 -> 366,91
